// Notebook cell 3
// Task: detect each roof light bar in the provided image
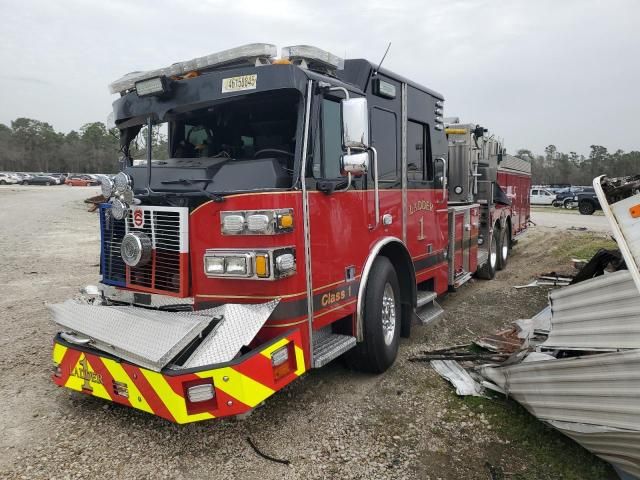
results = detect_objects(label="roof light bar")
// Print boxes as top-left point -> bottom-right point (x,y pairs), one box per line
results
109,43 -> 277,95
281,45 -> 344,72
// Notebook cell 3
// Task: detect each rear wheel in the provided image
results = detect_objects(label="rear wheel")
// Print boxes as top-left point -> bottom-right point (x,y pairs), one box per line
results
497,226 -> 510,271
579,200 -> 595,215
477,231 -> 497,280
346,256 -> 401,373
0,180 -> 6,185
45,181 -> 51,186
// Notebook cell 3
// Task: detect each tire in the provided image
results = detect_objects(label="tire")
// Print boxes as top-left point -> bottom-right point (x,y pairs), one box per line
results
579,200 -> 595,215
497,226 -> 510,271
45,181 -> 51,186
0,180 -> 6,185
23,181 -> 29,185
346,256 -> 401,373
563,198 -> 574,209
477,231 -> 498,280
552,200 -> 561,208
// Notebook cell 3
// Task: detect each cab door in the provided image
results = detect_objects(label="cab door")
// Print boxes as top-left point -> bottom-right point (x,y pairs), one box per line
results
405,120 -> 446,290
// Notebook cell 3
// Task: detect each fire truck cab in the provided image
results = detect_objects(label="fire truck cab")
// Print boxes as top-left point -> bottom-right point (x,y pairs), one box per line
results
50,44 -> 530,423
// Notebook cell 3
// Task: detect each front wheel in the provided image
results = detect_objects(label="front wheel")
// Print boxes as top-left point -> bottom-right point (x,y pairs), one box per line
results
0,180 -> 6,185
579,200 -> 595,215
346,256 -> 401,373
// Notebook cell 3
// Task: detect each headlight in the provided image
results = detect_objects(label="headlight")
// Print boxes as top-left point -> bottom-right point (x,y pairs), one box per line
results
204,256 -> 225,275
101,178 -> 114,198
225,256 -> 250,276
220,209 -> 293,235
203,248 -> 294,279
114,172 -> 131,194
203,252 -> 253,277
247,214 -> 270,233
274,252 -> 296,278
221,214 -> 245,234
111,198 -> 128,220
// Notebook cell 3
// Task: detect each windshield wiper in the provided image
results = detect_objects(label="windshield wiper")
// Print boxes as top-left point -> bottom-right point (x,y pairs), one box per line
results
159,178 -> 225,202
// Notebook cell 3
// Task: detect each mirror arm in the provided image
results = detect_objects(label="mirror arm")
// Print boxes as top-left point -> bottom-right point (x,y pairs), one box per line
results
333,172 -> 352,193
327,86 -> 350,100
369,146 -> 380,230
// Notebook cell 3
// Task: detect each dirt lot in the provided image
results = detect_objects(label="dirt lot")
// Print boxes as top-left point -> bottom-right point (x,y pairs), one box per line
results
0,186 -> 618,479
531,206 -> 610,232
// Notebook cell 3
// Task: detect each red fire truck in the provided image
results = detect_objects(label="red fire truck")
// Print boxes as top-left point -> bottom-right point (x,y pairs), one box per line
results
50,44 -> 531,423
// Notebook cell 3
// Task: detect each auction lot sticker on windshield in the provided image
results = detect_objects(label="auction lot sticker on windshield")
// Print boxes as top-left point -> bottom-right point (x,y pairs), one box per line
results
222,74 -> 257,93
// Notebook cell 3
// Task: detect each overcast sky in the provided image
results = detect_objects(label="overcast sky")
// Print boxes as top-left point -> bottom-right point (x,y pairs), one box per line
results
1,0 -> 638,155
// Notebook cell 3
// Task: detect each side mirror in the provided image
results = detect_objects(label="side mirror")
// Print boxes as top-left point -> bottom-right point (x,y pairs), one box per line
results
342,97 -> 369,149
341,151 -> 369,177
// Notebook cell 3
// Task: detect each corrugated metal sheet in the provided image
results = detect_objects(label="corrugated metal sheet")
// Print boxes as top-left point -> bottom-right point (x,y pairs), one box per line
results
479,349 -> 640,431
542,270 -> 640,350
548,420 -> 640,479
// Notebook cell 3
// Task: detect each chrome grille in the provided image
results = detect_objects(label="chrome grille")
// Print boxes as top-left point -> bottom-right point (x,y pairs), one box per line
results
100,205 -> 126,286
126,207 -> 189,295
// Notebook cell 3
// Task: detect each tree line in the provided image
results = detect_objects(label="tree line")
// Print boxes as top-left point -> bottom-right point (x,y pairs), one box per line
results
0,118 -> 166,174
516,145 -> 640,186
1,117 -> 638,185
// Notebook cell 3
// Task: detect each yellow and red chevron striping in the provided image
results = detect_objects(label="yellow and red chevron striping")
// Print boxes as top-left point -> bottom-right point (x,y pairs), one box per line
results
52,329 -> 306,423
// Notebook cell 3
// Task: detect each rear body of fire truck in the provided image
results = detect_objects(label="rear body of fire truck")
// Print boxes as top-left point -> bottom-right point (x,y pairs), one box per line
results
445,121 -> 531,284
50,44 -> 530,423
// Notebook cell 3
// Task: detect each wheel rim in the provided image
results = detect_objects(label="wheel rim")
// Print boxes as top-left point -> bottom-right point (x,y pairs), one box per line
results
490,236 -> 497,268
381,282 -> 396,346
501,242 -> 508,261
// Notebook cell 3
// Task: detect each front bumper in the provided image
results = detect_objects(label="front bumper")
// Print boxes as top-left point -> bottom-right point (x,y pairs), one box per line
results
52,329 -> 306,423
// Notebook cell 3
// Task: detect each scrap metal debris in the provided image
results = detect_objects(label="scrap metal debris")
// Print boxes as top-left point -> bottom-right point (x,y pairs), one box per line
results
514,273 -> 572,289
474,327 -> 522,353
432,265 -> 640,478
429,360 -> 484,396
84,194 -> 107,212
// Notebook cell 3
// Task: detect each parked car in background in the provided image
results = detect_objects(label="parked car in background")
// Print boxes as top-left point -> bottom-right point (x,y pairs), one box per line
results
14,172 -> 33,182
0,173 -> 19,185
65,175 -> 99,186
49,173 -> 67,185
576,190 -> 601,215
22,174 -> 59,186
530,187 -> 556,205
553,186 -> 593,208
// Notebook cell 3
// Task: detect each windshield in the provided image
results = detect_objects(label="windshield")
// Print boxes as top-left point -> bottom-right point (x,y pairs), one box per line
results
125,90 -> 300,194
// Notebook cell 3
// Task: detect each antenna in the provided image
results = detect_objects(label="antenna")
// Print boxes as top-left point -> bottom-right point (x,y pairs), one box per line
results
373,42 -> 391,76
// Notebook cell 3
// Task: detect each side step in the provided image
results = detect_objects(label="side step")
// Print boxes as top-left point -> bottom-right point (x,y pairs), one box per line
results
312,332 -> 357,368
415,290 -> 445,326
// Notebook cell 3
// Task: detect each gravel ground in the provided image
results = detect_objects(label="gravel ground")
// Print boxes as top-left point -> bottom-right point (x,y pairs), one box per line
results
531,207 -> 610,232
0,186 -> 615,479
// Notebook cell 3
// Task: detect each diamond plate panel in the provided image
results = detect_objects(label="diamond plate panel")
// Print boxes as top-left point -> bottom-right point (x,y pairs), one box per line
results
49,300 -> 217,371
182,299 -> 279,368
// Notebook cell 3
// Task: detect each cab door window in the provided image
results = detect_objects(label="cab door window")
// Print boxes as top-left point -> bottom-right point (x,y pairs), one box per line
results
407,120 -> 433,185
